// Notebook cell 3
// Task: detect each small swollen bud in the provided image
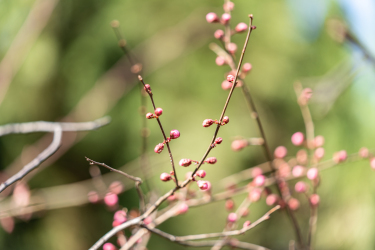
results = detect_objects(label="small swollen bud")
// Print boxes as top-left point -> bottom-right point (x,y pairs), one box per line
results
214,29 -> 224,39
144,84 -> 151,92
177,203 -> 189,214
333,150 -> 347,163
88,191 -> 99,203
266,194 -> 278,206
215,56 -> 226,66
206,12 -> 219,23
310,194 -> 320,207
103,243 -> 118,250
223,1 -> 234,11
170,129 -> 180,139
295,181 -> 308,193
253,175 -> 265,187
243,221 -> 251,228
222,116 -> 229,124
154,143 -> 164,154
215,137 -> 223,144
231,139 -> 248,151
370,158 -> 375,170
249,188 -> 262,202
197,180 -> 209,190
235,22 -> 248,33
291,132 -> 304,146
242,63 -> 252,73
154,107 -> 163,116
227,212 -> 237,223
179,159 -> 192,167
202,119 -> 214,127
225,199 -> 234,211
226,42 -> 237,54
221,13 -> 231,24
292,165 -> 305,177
205,157 -> 217,164
252,167 -> 263,178
104,193 -> 118,207
196,170 -> 206,178
227,74 -> 235,82
359,147 -> 369,158
113,210 -> 127,224
274,146 -> 287,159
297,149 -> 308,165
288,198 -> 300,210
314,147 -> 325,160
307,168 -> 318,180
160,173 -> 172,182
314,135 -> 325,147
146,113 -> 154,119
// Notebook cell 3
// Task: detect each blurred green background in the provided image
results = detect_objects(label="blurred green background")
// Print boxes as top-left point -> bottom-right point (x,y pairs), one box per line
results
0,0 -> 375,249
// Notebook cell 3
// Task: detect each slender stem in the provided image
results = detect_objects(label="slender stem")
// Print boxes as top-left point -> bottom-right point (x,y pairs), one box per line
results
138,75 -> 179,186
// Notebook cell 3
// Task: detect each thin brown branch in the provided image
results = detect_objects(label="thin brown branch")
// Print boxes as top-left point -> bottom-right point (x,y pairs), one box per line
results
0,126 -> 62,193
138,75 -> 179,186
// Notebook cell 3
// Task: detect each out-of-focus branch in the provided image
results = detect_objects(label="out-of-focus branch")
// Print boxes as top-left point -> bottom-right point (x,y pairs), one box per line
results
0,117 -> 110,136
0,0 -> 59,106
0,126 -> 62,193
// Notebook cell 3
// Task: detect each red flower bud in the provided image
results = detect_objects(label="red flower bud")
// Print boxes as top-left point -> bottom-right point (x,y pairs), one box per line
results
202,119 -> 214,127
170,129 -> 180,139
154,107 -> 163,116
179,159 -> 192,167
146,113 -> 154,119
205,157 -> 217,164
222,116 -> 229,124
160,173 -> 172,182
154,143 -> 164,154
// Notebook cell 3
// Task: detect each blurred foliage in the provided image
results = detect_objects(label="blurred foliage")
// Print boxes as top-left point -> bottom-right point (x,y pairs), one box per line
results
0,0 -> 374,249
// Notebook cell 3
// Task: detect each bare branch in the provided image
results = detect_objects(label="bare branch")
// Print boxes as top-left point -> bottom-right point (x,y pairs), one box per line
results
0,126 -> 62,193
0,117 -> 111,136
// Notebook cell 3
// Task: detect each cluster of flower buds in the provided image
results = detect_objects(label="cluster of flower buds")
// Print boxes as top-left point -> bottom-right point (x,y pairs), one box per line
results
146,107 -> 163,119
153,129 -> 180,154
202,116 -> 229,127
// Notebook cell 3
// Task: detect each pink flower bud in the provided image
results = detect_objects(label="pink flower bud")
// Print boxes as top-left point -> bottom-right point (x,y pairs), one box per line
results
314,147 -> 325,160
206,12 -> 219,23
104,193 -> 118,207
307,168 -> 318,180
215,137 -> 223,144
196,170 -> 206,178
240,207 -> 249,217
167,194 -> 177,201
206,157 -> 217,164
154,107 -> 163,116
370,158 -> 375,170
113,210 -> 127,224
295,181 -> 308,193
266,194 -> 278,206
291,132 -> 304,146
103,243 -> 117,250
250,167 -> 262,178
221,80 -> 232,90
359,147 -> 369,158
221,13 -> 231,24
146,113 -> 154,119
170,129 -> 180,139
223,1 -> 234,11
333,150 -> 347,163
143,216 -> 152,225
88,191 -> 99,203
214,29 -> 224,39
179,159 -> 192,167
296,149 -> 308,165
253,175 -> 265,187
243,220 -> 251,228
160,173 -> 172,182
249,188 -> 262,202
215,56 -> 225,66
309,194 -> 320,207
144,84 -> 151,92
274,146 -> 287,159
227,43 -> 237,54
235,22 -> 248,33
227,74 -> 235,82
0,216 -> 14,234
242,63 -> 252,73
222,116 -> 229,124
109,181 -> 123,195
314,135 -> 325,147
292,165 -> 305,177
154,143 -> 164,154
197,180 -> 209,190
288,198 -> 300,210
225,199 -> 234,211
227,212 -> 237,223
202,119 -> 214,127
231,139 -> 248,151
178,203 -> 189,214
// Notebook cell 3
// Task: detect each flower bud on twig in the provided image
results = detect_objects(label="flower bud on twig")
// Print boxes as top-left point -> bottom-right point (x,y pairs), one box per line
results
154,143 -> 164,154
